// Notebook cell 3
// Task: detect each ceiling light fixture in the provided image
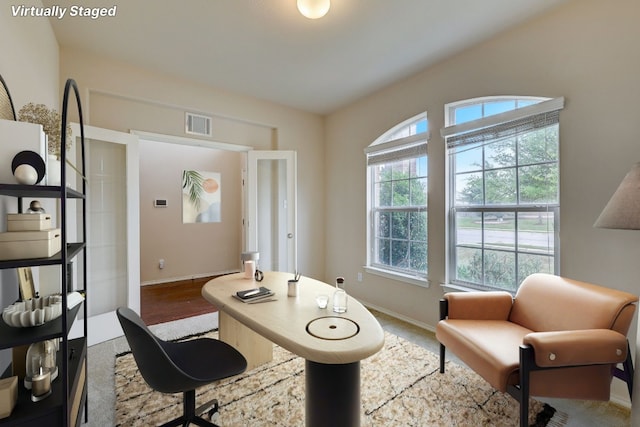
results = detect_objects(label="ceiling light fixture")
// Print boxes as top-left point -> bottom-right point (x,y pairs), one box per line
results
297,0 -> 330,19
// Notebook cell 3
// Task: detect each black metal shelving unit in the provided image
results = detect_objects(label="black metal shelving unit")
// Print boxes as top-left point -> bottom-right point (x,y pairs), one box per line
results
0,78 -> 88,426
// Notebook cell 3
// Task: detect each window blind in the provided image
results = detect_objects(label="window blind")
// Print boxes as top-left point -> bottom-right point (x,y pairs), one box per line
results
442,97 -> 564,150
365,133 -> 427,166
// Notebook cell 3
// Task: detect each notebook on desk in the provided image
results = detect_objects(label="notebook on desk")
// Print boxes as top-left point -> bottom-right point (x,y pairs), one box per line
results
233,287 -> 275,303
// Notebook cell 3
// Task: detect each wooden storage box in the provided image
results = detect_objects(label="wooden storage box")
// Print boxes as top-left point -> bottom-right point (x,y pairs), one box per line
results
0,229 -> 61,260
7,213 -> 53,231
0,376 -> 17,419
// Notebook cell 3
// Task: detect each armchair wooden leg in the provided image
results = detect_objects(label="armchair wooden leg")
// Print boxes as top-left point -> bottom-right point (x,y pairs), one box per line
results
438,298 -> 448,374
508,345 -> 534,427
519,345 -> 533,427
613,340 -> 634,401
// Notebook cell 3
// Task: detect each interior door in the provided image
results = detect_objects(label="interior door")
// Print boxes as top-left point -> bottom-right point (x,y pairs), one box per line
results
246,151 -> 297,273
69,124 -> 140,346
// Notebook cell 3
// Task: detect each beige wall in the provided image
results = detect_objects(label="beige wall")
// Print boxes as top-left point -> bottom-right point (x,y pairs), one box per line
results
325,0 -> 640,405
139,141 -> 244,283
58,48 -> 326,279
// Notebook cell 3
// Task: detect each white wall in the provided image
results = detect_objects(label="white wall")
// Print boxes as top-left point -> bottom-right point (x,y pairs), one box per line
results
325,0 -> 640,405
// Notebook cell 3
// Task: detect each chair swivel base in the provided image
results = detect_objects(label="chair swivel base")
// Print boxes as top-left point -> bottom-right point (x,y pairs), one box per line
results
159,392 -> 220,427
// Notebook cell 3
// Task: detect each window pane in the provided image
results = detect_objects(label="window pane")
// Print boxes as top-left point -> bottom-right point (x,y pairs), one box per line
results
455,143 -> 483,173
376,238 -> 390,266
415,119 -> 428,134
518,164 -> 558,204
456,247 -> 482,283
455,104 -> 482,124
392,160 -> 410,179
516,99 -> 537,108
483,250 -> 516,291
517,253 -> 553,285
517,125 -> 559,165
484,137 -> 515,169
485,168 -> 516,205
415,156 -> 428,177
410,241 -> 427,271
484,212 -> 515,251
456,212 -> 482,247
391,240 -> 409,269
517,212 -> 554,254
410,178 -> 427,205
410,211 -> 427,240
376,180 -> 392,207
391,212 -> 409,239
485,100 -> 516,117
375,211 -> 390,238
456,171 -> 483,206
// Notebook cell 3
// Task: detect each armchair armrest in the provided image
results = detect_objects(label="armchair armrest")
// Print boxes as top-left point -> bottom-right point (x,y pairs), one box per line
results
523,329 -> 628,368
443,291 -> 513,320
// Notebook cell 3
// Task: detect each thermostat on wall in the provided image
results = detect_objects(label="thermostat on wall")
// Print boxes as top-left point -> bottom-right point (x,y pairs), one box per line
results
154,199 -> 168,208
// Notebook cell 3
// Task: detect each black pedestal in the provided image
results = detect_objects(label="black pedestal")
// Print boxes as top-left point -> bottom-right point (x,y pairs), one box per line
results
305,360 -> 360,427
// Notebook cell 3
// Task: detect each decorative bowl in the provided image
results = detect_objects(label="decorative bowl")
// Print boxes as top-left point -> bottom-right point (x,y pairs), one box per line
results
2,295 -> 63,327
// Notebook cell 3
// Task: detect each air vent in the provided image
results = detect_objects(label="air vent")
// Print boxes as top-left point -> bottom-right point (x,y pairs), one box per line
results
185,112 -> 212,137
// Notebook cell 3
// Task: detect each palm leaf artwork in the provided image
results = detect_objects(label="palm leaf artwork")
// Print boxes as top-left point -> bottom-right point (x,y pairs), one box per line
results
182,170 -> 205,211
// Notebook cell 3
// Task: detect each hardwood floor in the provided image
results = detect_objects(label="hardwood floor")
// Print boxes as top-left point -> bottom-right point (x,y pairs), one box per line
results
140,276 -> 219,325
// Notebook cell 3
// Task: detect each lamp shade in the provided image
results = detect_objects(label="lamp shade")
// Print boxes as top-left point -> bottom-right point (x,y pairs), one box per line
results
594,162 -> 640,230
297,0 -> 330,19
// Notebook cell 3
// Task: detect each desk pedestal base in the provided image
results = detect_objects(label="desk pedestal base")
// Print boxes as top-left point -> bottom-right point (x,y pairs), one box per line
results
219,311 -> 273,370
305,360 -> 360,427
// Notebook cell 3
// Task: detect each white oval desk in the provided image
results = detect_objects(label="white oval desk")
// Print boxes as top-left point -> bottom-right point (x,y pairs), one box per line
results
202,271 -> 385,427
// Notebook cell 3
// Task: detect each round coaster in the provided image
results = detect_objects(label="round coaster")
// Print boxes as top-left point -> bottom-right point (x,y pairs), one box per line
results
11,150 -> 46,184
306,316 -> 359,340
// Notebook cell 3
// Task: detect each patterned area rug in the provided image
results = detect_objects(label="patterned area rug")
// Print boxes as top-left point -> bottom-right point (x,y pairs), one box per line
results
114,331 -> 567,426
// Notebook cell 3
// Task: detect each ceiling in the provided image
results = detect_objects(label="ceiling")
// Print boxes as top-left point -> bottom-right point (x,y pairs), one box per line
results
43,0 -> 567,115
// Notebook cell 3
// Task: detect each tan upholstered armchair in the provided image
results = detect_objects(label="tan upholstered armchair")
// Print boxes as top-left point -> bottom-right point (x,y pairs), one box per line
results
436,273 -> 638,427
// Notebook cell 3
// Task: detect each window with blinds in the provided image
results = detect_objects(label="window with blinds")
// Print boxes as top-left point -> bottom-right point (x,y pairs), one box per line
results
365,114 -> 429,285
442,97 -> 564,292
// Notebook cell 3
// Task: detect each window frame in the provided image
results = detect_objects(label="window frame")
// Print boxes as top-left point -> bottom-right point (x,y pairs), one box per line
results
443,96 -> 563,293
365,113 -> 429,288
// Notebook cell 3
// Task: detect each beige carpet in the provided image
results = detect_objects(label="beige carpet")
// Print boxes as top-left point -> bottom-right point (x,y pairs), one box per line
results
114,331 -> 567,426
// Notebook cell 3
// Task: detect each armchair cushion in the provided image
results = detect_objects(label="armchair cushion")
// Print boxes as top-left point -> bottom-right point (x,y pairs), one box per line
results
523,329 -> 628,368
436,319 -> 530,391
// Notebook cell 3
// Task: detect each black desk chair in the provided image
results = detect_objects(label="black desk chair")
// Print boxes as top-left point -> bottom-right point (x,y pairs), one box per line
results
116,307 -> 247,427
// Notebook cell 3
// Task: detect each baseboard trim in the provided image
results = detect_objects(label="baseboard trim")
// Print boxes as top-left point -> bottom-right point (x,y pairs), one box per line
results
141,270 -> 240,286
360,299 -> 436,333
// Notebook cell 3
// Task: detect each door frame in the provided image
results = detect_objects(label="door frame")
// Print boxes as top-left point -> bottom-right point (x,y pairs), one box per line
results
69,123 -> 140,346
246,150 -> 297,273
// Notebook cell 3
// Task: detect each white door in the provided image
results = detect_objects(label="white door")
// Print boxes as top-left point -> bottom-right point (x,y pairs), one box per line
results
246,151 -> 297,273
69,124 -> 140,346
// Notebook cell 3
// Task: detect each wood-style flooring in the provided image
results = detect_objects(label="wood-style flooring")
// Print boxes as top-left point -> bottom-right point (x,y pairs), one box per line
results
140,276 -> 218,325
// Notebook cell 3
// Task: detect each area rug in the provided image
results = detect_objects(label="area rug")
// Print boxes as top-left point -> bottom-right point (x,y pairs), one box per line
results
114,330 -> 567,426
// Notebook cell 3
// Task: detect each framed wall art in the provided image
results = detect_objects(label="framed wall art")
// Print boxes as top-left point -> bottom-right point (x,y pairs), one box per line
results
182,170 -> 221,223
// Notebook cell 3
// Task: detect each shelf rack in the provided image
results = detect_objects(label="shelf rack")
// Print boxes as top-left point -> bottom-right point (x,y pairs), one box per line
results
0,78 -> 87,426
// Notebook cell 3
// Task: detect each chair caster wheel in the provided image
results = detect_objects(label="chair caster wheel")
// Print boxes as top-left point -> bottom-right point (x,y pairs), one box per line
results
208,401 -> 219,422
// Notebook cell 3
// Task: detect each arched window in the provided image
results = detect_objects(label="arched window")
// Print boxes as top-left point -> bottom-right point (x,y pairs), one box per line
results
364,113 -> 428,286
442,96 -> 564,292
